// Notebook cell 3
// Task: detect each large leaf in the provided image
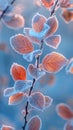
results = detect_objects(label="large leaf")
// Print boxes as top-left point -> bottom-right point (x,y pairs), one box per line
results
42,52 -> 68,73
26,116 -> 42,130
10,34 -> 34,54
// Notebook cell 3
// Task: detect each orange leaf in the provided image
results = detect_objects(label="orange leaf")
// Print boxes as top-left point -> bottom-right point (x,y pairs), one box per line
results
32,13 -> 46,32
10,34 -> 34,54
1,125 -> 14,130
45,16 -> 58,38
8,92 -> 25,105
10,63 -> 26,80
40,0 -> 54,8
56,103 -> 73,120
42,52 -> 68,73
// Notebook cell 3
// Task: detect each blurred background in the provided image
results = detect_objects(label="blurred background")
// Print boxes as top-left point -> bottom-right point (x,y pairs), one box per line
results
0,0 -> 73,129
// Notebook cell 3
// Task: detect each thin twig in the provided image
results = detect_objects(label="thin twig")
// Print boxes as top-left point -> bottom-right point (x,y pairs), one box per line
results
0,0 -> 16,20
50,0 -> 59,16
22,0 -> 59,129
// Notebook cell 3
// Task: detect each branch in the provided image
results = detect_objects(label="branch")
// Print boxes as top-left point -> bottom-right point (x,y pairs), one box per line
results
50,0 -> 59,16
22,0 -> 59,129
0,0 -> 16,20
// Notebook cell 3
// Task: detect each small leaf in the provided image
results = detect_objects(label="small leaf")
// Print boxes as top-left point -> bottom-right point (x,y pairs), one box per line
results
64,120 -> 73,130
25,116 -> 42,130
10,63 -> 27,81
14,80 -> 32,92
8,92 -> 25,105
61,9 -> 73,23
29,92 -> 45,110
40,0 -> 54,8
44,96 -> 53,108
45,16 -> 58,38
66,58 -> 73,74
32,13 -> 46,32
28,64 -> 45,79
10,34 -> 34,54
23,49 -> 42,62
4,87 -> 15,97
1,125 -> 15,130
3,14 -> 25,29
42,52 -> 68,73
56,103 -> 73,120
44,35 -> 61,49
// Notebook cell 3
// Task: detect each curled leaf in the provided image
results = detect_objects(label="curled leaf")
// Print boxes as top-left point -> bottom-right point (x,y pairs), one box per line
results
3,14 -> 25,29
44,35 -> 61,49
29,92 -> 45,110
10,34 -> 34,54
45,16 -> 58,38
32,13 -> 46,32
42,52 -> 68,73
10,63 -> 26,81
56,103 -> 73,120
8,92 -> 25,105
26,116 -> 42,130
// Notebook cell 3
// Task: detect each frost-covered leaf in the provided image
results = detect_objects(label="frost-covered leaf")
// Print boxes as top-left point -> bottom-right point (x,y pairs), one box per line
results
56,103 -> 73,120
44,96 -> 53,108
45,16 -> 58,38
29,92 -> 45,110
23,49 -> 42,62
10,63 -> 27,81
40,0 -> 54,8
28,64 -> 45,79
42,52 -> 68,73
24,28 -> 41,45
44,35 -> 61,49
29,23 -> 50,39
4,87 -> 15,97
8,92 -> 25,105
25,116 -> 42,130
1,125 -> 15,130
66,58 -> 73,74
64,120 -> 73,130
32,13 -> 47,32
3,14 -> 25,29
14,80 -> 32,92
10,34 -> 34,54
